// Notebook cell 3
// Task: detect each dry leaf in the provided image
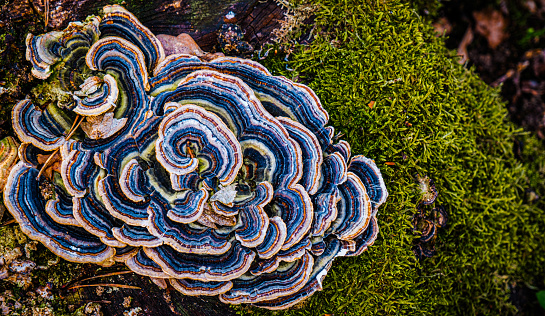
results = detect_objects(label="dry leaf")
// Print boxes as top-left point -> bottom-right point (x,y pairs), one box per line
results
37,151 -> 62,180
524,0 -> 537,13
433,17 -> 452,36
80,112 -> 128,139
473,8 -> 508,49
156,33 -> 205,57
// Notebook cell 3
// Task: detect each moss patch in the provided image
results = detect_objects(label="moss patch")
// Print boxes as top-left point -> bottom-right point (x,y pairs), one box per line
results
0,225 -> 28,251
238,0 -> 545,314
0,1 -> 45,139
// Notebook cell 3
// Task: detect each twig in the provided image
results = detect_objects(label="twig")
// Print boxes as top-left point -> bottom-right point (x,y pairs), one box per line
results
44,0 -> 49,29
81,300 -> 112,304
36,115 -> 83,180
66,283 -> 141,291
36,149 -> 59,180
0,219 -> 16,227
76,271 -> 133,283
65,115 -> 84,140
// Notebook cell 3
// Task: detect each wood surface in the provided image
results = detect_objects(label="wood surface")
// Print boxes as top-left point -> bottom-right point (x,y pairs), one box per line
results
2,0 -> 284,51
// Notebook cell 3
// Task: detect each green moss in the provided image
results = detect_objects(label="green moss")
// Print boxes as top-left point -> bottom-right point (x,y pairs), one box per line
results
410,0 -> 442,17
0,226 -> 28,251
237,0 -> 545,314
0,4 -> 44,134
31,80 -> 73,109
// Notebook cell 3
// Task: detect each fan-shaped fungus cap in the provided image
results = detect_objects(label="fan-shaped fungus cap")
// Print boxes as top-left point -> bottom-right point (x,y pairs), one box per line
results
73,74 -> 119,116
0,137 -> 20,192
3,5 -> 388,310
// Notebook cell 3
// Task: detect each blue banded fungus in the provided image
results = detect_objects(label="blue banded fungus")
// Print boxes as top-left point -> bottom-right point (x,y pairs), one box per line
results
412,174 -> 447,260
3,5 -> 388,310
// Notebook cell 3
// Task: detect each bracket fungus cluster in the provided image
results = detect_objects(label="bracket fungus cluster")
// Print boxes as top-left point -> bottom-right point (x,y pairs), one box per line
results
412,174 -> 447,259
3,5 -> 388,310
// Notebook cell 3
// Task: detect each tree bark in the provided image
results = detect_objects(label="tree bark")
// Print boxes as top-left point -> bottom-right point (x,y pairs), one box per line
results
3,0 -> 284,51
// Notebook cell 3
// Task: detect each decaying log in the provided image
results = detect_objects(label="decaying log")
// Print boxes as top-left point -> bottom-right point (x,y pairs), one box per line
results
2,0 -> 285,51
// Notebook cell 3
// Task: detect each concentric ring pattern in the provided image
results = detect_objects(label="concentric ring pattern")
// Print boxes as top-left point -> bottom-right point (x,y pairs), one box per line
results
5,5 -> 388,310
